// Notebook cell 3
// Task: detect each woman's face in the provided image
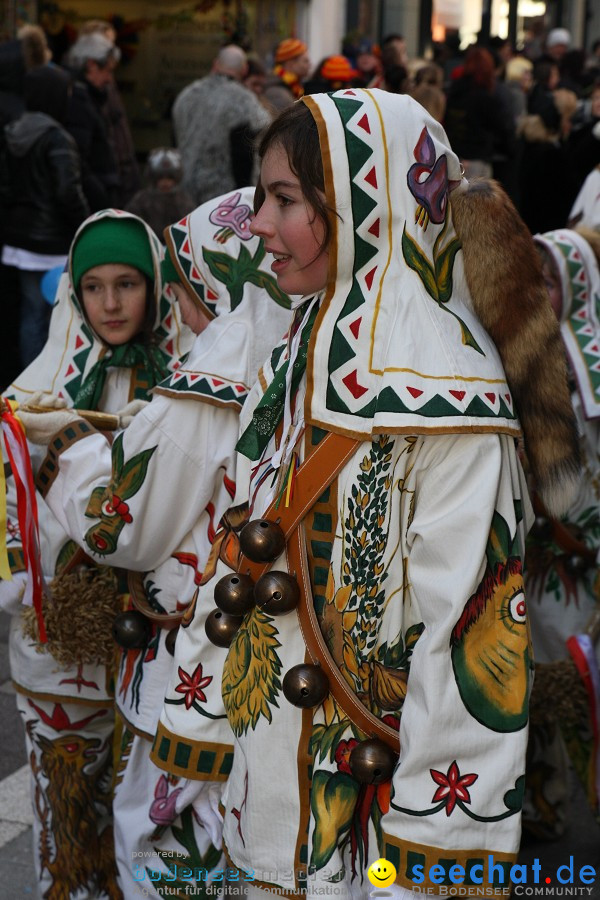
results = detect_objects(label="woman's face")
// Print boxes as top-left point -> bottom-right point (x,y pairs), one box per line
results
169,282 -> 210,335
250,143 -> 329,297
80,264 -> 148,345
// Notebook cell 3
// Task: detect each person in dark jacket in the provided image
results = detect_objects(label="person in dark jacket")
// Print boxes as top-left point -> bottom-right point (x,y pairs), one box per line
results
63,33 -> 120,210
1,65 -> 90,366
444,46 -> 516,179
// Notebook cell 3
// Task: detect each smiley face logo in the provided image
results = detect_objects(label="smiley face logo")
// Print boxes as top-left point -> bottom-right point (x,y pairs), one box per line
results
367,858 -> 397,888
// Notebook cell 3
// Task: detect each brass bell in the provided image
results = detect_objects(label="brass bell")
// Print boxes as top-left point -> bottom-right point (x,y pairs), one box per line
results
239,519 -> 286,563
282,664 -> 329,708
564,554 -> 589,578
205,608 -> 243,647
112,610 -> 150,650
254,571 -> 299,615
165,626 -> 178,656
214,573 -> 255,616
349,738 -> 398,785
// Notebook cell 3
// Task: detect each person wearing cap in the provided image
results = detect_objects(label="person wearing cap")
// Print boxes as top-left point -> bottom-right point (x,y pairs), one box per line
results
76,20 -> 141,204
0,209 -> 192,900
172,44 -> 272,206
19,187 -> 293,896
303,55 -> 358,94
545,27 -> 572,63
264,37 -> 311,109
126,146 -> 194,241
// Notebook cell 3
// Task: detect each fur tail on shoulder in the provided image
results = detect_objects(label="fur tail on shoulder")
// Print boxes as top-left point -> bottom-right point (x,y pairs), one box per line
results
450,178 -> 581,517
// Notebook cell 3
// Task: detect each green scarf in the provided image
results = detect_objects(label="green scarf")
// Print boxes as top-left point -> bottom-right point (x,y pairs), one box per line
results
73,342 -> 170,411
236,301 -> 319,461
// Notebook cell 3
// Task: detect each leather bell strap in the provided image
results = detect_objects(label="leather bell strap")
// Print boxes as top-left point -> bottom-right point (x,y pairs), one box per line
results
237,431 -> 360,582
288,524 -> 401,753
128,570 -> 184,630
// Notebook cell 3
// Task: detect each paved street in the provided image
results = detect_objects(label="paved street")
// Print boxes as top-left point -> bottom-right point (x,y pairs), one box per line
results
1,612 -> 599,899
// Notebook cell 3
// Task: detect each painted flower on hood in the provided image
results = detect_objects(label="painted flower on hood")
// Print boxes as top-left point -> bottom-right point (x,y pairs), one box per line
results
407,127 -> 449,229
174,662 -> 212,709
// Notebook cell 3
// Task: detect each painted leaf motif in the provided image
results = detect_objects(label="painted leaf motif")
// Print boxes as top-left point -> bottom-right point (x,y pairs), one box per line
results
486,510 -> 511,570
85,485 -> 106,518
503,775 -> 525,811
401,226 -> 438,300
310,770 -> 359,870
370,660 -> 408,711
434,237 -> 461,303
111,446 -> 156,500
222,607 -> 282,736
112,432 -> 125,478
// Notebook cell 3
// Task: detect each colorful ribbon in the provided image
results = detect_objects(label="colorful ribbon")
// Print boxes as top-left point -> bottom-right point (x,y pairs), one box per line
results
0,398 -> 46,642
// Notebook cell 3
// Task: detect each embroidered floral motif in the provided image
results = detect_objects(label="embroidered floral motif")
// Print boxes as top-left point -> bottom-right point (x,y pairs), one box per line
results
407,127 -> 449,229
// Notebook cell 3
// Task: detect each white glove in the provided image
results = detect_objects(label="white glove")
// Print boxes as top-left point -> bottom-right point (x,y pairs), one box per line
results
0,572 -> 27,616
17,391 -> 81,445
115,399 -> 149,429
175,779 -> 223,849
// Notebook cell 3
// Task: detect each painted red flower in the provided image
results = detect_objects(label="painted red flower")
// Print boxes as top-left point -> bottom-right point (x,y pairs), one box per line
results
174,662 -> 212,709
334,738 -> 359,774
430,760 -> 478,816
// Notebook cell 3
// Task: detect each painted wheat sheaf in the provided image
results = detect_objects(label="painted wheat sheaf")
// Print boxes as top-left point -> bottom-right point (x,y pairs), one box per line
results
450,178 -> 581,517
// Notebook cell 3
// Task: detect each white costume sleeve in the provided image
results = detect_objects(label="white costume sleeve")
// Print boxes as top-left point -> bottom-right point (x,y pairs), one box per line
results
381,433 -> 529,889
40,393 -> 239,570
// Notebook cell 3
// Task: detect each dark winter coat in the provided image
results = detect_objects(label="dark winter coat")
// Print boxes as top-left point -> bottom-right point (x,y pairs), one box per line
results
2,111 -> 90,253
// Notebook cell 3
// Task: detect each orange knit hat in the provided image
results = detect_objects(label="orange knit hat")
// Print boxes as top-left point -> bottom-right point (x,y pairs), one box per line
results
275,38 -> 308,63
320,55 -> 358,83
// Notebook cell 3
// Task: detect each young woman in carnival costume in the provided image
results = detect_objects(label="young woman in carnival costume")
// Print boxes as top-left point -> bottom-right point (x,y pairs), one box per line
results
522,226 -> 600,839
22,188 -> 293,896
156,91 -> 578,899
0,209 -> 193,899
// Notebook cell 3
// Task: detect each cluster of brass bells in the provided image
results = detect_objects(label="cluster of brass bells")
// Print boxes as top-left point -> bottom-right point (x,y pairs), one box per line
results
282,663 -> 329,708
113,610 -> 150,649
206,519 -> 299,648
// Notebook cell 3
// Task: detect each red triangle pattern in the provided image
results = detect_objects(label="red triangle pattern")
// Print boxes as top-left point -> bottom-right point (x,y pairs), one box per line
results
75,335 -> 84,349
349,317 -> 362,339
357,114 -> 371,134
181,239 -> 190,255
342,369 -> 369,399
407,386 -> 423,398
172,372 -> 183,381
212,379 -> 224,387
449,390 -> 465,401
207,289 -> 218,300
234,384 -> 246,394
165,314 -> 172,329
505,394 -> 511,404
343,90 -> 356,96
188,374 -> 200,382
65,364 -> 74,377
364,267 -> 377,291
368,219 -> 380,238
165,340 -> 173,355
191,267 -> 201,281
364,167 -> 378,189
485,392 -> 497,403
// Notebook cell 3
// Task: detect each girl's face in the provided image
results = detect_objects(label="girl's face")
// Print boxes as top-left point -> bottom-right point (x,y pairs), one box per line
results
250,143 -> 329,297
80,263 -> 148,345
170,282 -> 210,335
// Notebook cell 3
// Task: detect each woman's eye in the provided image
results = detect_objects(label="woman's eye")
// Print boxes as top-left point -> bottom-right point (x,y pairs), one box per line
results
277,195 -> 292,207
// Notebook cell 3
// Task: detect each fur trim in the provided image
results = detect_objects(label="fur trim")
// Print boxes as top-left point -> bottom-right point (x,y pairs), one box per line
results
450,178 -> 581,516
574,226 -> 600,267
